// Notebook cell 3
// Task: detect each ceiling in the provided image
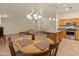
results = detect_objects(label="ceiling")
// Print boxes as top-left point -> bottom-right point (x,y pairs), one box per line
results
0,3 -> 79,19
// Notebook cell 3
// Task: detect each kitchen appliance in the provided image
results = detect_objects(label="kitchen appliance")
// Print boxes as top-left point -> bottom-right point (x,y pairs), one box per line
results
66,22 -> 76,40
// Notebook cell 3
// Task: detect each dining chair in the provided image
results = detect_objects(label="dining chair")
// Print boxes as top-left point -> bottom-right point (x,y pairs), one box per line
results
49,43 -> 59,56
8,36 -> 30,56
8,37 -> 16,56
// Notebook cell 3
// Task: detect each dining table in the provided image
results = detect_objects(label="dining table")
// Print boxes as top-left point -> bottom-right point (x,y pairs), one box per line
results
15,35 -> 54,55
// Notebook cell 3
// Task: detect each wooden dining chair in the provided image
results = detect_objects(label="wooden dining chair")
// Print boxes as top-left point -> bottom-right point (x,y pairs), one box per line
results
49,43 -> 59,56
8,37 -> 16,56
8,37 -> 29,56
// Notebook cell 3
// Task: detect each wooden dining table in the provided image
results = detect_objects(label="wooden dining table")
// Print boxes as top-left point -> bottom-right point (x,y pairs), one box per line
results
15,36 -> 54,55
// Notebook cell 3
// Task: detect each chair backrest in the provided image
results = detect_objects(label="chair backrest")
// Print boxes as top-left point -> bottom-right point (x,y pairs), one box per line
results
49,43 -> 59,56
8,37 -> 16,56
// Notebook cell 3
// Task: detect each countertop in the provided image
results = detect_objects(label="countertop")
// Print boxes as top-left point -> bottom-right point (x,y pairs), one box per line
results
58,26 -> 79,30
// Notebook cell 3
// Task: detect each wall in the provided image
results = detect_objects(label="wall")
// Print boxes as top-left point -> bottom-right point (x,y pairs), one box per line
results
1,17 -> 57,35
1,17 -> 29,35
57,10 -> 79,19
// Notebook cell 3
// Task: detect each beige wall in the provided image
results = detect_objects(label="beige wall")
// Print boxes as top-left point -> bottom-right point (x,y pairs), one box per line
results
1,17 -> 56,35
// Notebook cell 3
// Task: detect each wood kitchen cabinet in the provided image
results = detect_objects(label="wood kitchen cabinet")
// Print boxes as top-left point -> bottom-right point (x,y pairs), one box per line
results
61,30 -> 66,38
58,18 -> 79,26
76,31 -> 79,41
59,19 -> 64,26
59,19 -> 67,26
75,18 -> 79,26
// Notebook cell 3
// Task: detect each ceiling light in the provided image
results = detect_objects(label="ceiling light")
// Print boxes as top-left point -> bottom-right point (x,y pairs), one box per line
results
49,17 -> 52,21
33,14 -> 38,17
53,18 -> 55,21
38,15 -> 42,19
26,15 -> 32,20
66,7 -> 72,11
34,16 -> 38,20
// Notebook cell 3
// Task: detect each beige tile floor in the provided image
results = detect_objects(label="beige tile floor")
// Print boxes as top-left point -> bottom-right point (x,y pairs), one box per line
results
0,34 -> 20,56
0,39 -> 11,56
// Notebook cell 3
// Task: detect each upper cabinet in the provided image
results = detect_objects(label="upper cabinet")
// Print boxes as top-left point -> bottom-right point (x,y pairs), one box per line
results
59,19 -> 67,26
58,18 -> 79,26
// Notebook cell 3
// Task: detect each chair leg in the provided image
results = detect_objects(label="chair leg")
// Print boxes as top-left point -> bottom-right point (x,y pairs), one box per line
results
49,49 -> 52,56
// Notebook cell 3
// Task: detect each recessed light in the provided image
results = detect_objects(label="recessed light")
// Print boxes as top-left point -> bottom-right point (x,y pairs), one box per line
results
49,17 -> 52,21
66,7 -> 72,11
53,18 -> 55,21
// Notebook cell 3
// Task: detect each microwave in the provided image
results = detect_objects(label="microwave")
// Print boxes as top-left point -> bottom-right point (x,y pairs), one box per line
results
66,22 -> 76,26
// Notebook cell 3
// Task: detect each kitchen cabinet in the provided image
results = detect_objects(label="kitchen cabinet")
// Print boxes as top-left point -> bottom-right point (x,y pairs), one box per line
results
76,31 -> 79,40
58,18 -> 79,26
61,30 -> 66,38
75,18 -> 79,26
59,19 -> 67,26
59,19 -> 63,26
58,29 -> 66,38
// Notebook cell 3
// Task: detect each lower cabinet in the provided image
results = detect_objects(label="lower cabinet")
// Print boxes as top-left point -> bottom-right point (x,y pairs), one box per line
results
60,30 -> 66,38
76,31 -> 79,40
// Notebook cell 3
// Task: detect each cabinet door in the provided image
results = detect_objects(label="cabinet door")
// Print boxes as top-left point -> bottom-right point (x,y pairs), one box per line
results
62,20 -> 66,26
59,19 -> 67,26
75,18 -> 79,26
62,30 -> 66,38
76,31 -> 79,40
59,20 -> 63,26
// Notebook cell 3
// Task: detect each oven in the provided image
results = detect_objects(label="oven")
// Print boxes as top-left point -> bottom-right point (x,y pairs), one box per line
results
66,22 -> 76,40
66,29 -> 76,40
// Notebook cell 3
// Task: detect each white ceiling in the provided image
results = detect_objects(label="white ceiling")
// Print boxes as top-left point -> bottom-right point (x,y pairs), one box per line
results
0,3 -> 79,19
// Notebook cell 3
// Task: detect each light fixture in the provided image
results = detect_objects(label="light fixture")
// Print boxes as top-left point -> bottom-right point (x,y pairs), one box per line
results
38,15 -> 42,19
26,11 -> 42,20
53,18 -> 55,21
26,15 -> 32,20
66,7 -> 72,11
49,17 -> 52,21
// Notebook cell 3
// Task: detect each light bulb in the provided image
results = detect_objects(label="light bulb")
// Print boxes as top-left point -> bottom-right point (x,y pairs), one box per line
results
33,14 -> 37,17
34,16 -> 38,20
26,15 -> 32,20
38,15 -> 42,19
53,18 -> 55,21
49,17 -> 52,21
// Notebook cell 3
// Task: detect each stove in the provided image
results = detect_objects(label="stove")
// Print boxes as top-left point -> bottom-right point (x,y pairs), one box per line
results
66,22 -> 76,40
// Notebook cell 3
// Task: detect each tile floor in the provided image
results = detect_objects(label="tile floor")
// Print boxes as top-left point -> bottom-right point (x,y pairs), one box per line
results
0,34 -> 20,56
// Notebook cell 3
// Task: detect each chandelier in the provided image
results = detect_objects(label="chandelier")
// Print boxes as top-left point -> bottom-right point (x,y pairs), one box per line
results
26,11 -> 42,20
